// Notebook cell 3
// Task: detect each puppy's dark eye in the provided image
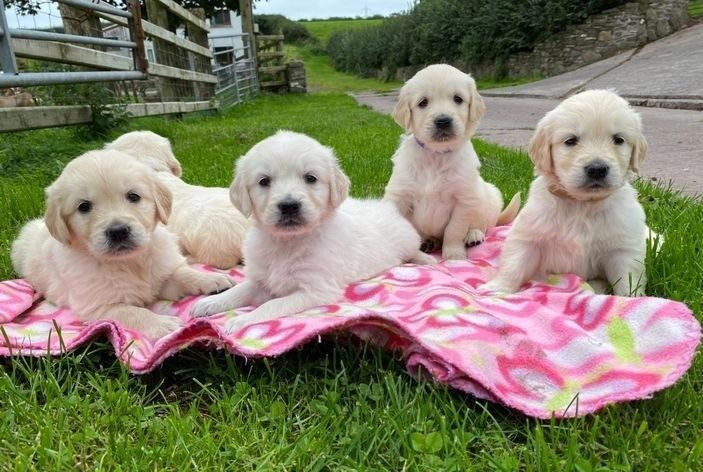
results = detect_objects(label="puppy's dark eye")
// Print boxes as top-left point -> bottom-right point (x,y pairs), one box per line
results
126,192 -> 141,203
304,174 -> 317,184
453,95 -> 463,104
564,136 -> 579,146
259,177 -> 271,187
613,135 -> 625,145
418,98 -> 428,108
78,201 -> 92,213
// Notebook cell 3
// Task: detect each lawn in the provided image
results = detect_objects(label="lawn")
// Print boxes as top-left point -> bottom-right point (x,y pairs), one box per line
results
1,91 -> 702,469
284,44 -> 402,93
302,19 -> 384,46
288,18 -> 541,93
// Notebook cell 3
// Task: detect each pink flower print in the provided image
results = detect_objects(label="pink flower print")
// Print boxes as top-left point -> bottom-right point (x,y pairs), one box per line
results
0,280 -> 37,323
496,354 -> 565,401
233,318 -> 308,353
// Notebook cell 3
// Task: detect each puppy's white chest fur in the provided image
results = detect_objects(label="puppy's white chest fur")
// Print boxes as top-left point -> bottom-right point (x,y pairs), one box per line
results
46,225 -> 182,312
389,137 -> 481,238
243,199 -> 422,299
518,178 -> 647,280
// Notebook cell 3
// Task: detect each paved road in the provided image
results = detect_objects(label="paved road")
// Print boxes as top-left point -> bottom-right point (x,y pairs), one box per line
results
353,23 -> 703,195
481,23 -> 703,104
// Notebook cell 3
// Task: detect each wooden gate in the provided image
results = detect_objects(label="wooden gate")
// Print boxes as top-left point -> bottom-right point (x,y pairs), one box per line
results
0,0 -> 221,132
256,33 -> 286,90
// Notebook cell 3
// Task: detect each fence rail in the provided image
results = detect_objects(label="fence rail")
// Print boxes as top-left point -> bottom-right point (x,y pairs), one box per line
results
0,0 -> 247,132
256,32 -> 286,90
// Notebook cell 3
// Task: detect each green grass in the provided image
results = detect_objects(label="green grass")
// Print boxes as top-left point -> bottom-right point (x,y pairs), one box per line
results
290,18 -> 540,93
690,0 -> 703,20
285,44 -> 402,93
1,93 -> 702,469
303,19 -> 384,46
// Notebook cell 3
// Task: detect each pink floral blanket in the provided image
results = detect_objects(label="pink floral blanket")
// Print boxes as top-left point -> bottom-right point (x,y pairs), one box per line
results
0,227 -> 699,418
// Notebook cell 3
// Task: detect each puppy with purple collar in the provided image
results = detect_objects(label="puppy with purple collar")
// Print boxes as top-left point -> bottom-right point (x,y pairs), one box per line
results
383,64 -> 520,260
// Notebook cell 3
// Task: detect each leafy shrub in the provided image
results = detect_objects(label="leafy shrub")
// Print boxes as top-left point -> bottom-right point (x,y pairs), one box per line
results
327,0 -> 629,76
256,14 -> 317,45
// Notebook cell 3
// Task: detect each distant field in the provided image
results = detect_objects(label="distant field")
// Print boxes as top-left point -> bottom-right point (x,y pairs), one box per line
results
302,19 -> 384,45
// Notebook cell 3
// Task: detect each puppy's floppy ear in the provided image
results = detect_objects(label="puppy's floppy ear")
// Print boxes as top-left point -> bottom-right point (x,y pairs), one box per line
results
151,175 -> 172,224
467,77 -> 486,124
392,86 -> 412,130
629,133 -> 648,175
528,120 -> 553,176
44,185 -> 71,245
160,137 -> 183,177
328,154 -> 350,209
229,164 -> 253,217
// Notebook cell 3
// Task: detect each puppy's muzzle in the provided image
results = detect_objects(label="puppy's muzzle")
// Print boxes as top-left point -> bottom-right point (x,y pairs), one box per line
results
582,160 -> 610,188
432,114 -> 455,141
105,223 -> 136,253
276,198 -> 304,227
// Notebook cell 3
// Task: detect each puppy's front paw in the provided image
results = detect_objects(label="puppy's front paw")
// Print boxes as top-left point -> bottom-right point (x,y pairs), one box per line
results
478,280 -> 514,295
141,314 -> 182,340
442,244 -> 466,260
223,314 -> 252,335
193,272 -> 235,295
190,291 -> 234,318
464,229 -> 485,248
411,251 -> 437,265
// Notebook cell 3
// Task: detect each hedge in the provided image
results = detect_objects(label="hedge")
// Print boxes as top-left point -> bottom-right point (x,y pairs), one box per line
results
327,0 -> 629,77
256,14 -> 317,45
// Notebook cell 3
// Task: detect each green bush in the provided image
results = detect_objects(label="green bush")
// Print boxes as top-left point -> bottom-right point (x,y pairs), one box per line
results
256,14 -> 317,45
327,0 -> 628,76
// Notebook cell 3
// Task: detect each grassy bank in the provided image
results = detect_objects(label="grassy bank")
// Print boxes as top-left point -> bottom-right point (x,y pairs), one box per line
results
0,93 -> 701,469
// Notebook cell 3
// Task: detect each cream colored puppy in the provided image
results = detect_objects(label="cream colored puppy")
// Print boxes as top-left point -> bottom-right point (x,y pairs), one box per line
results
384,64 -> 520,260
105,131 -> 249,269
11,150 -> 234,339
191,131 -> 434,333
481,90 -> 657,296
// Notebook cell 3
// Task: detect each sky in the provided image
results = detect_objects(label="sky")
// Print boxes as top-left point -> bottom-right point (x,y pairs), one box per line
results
3,0 -> 413,29
253,0 -> 413,20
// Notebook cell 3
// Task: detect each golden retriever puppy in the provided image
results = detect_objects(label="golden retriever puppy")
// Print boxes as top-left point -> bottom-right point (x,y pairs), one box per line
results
191,131 -> 434,333
481,89 -> 658,296
11,150 -> 234,339
383,64 -> 520,260
105,131 -> 249,269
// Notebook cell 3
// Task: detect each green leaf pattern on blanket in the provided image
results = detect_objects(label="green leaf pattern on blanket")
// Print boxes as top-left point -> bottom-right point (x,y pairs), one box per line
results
608,316 -> 641,364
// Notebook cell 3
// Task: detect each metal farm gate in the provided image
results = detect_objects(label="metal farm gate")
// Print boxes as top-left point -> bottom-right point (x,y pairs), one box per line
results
0,0 -> 258,132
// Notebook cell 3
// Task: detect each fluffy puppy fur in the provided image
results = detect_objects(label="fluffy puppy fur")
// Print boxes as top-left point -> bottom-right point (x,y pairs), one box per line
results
105,131 -> 249,269
191,131 -> 434,332
481,89 -> 658,296
383,64 -> 520,260
11,150 -> 233,339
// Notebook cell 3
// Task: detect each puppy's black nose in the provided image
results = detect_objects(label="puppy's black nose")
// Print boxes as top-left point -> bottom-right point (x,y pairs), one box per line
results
584,161 -> 610,181
105,224 -> 131,243
434,115 -> 453,130
278,199 -> 301,216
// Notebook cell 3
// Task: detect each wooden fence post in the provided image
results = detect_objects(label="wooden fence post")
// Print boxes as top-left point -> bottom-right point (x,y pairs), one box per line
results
187,8 -> 212,101
58,4 -> 104,46
146,0 -> 181,101
239,0 -> 257,70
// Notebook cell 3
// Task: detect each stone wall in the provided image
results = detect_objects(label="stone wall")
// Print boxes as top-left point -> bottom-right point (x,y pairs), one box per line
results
500,0 -> 689,78
286,61 -> 307,93
382,0 -> 688,81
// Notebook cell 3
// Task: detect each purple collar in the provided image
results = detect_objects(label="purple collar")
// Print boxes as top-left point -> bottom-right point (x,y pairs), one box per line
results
414,136 -> 455,155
